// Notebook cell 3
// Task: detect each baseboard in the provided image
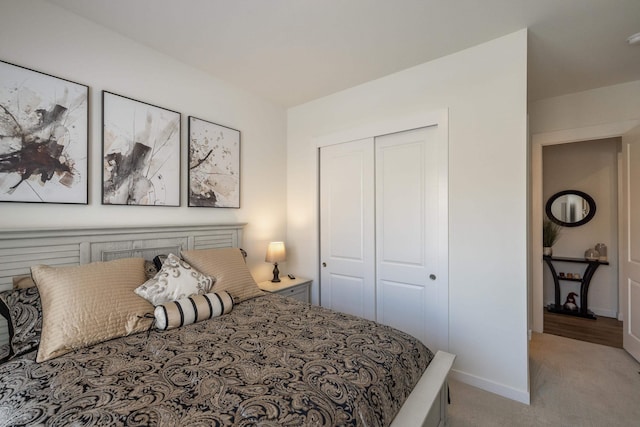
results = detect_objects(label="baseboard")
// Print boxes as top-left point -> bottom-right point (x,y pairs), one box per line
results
450,369 -> 530,405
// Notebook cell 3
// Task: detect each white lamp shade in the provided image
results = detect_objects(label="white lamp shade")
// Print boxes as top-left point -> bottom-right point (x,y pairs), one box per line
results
265,242 -> 286,263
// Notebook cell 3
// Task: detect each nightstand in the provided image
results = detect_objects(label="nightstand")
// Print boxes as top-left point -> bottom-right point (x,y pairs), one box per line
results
258,277 -> 311,303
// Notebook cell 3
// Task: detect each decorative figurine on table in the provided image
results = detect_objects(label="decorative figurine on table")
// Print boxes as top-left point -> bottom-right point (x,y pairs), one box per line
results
585,248 -> 600,261
563,292 -> 579,311
595,243 -> 608,261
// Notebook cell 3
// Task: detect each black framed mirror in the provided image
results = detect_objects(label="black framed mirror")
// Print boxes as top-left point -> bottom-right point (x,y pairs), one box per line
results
545,190 -> 596,227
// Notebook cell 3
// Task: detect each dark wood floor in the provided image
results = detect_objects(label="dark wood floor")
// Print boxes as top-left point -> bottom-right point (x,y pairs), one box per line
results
543,310 -> 623,348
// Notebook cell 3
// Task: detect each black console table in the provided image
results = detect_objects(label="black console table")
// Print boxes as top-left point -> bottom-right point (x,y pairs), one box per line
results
543,255 -> 609,319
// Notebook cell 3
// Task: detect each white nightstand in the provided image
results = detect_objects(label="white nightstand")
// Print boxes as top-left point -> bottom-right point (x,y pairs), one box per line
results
258,277 -> 311,303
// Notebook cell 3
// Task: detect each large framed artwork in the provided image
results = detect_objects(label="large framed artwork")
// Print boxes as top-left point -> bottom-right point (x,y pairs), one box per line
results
0,60 -> 89,204
102,91 -> 181,206
188,116 -> 240,208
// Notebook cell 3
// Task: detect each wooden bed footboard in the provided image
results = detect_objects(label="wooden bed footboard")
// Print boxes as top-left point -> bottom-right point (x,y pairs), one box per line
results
390,351 -> 456,427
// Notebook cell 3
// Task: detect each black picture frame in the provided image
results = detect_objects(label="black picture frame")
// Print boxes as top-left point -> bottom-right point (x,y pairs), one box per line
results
0,60 -> 89,204
102,91 -> 181,206
187,116 -> 240,208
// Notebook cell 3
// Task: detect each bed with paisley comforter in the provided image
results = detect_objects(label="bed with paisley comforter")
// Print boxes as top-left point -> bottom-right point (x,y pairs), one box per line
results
0,294 -> 432,426
0,225 -> 454,427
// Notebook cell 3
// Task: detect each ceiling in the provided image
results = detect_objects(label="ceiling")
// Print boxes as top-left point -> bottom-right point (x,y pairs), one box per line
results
47,0 -> 640,108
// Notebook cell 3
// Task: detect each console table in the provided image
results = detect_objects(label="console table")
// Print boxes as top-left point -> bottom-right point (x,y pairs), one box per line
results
543,255 -> 609,319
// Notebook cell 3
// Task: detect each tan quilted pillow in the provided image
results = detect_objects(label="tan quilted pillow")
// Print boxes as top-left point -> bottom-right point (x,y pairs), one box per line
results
32,258 -> 154,362
12,274 -> 36,289
181,248 -> 264,303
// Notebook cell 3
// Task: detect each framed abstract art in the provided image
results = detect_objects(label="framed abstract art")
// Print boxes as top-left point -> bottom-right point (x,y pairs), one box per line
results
102,91 -> 181,206
188,116 -> 240,208
0,60 -> 89,204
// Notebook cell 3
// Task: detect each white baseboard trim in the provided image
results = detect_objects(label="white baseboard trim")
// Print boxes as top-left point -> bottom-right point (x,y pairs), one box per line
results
450,369 -> 530,405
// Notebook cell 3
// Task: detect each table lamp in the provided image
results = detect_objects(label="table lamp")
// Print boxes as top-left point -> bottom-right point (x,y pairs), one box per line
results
265,241 -> 286,282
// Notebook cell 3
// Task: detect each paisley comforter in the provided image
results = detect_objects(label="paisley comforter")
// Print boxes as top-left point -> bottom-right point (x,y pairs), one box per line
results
0,294 -> 433,426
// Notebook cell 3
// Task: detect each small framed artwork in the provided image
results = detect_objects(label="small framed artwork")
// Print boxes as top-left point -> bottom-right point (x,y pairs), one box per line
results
0,60 -> 89,204
102,91 -> 181,206
188,116 -> 240,208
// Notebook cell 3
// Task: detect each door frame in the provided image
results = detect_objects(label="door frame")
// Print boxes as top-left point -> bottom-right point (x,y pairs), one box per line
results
530,119 -> 640,333
315,108 -> 449,351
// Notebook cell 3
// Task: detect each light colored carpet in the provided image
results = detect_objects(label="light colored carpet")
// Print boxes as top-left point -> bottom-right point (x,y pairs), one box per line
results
447,332 -> 640,426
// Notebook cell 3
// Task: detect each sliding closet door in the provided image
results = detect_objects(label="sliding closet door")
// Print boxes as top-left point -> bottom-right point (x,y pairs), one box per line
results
319,138 -> 376,320
375,126 -> 445,349
319,122 -> 448,351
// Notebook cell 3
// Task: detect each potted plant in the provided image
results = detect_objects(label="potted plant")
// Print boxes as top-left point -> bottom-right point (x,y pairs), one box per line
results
543,218 -> 561,256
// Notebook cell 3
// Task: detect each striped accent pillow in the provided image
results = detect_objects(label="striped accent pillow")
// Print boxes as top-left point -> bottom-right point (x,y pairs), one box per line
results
154,291 -> 234,331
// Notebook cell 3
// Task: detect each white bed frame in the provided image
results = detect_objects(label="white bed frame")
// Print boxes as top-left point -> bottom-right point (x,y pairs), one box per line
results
0,223 -> 454,427
391,350 -> 455,427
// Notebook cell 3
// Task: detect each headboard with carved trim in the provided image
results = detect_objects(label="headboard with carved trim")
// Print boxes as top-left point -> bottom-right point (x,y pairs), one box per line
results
0,223 -> 246,346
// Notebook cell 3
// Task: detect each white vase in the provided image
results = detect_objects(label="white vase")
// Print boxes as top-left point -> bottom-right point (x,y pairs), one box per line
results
543,247 -> 553,256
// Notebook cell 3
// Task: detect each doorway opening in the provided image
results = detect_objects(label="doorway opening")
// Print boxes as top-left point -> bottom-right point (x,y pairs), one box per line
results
541,137 -> 622,348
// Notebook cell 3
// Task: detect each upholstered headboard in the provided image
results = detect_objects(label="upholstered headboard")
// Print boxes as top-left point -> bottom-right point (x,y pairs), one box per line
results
0,223 -> 246,346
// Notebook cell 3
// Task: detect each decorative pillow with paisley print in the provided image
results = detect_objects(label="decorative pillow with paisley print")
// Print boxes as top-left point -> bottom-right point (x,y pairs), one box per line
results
135,253 -> 215,306
0,344 -> 9,363
0,286 -> 42,360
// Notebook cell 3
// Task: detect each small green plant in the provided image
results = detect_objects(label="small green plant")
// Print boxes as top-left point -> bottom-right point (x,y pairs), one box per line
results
543,218 -> 562,247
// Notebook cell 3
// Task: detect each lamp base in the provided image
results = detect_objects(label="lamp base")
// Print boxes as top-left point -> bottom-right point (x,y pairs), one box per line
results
271,263 -> 281,282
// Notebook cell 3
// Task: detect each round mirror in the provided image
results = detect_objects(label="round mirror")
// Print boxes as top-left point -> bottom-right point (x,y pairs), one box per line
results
545,190 -> 596,227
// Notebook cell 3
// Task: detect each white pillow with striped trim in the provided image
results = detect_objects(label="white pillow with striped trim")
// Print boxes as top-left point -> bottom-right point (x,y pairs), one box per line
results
154,291 -> 234,331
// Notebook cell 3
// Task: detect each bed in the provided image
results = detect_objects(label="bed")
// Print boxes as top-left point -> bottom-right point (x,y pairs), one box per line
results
0,224 -> 454,427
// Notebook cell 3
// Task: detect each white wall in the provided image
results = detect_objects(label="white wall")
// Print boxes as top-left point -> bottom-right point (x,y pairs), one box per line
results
543,138 -> 619,318
0,0 -> 287,279
287,30 -> 529,403
530,80 -> 640,135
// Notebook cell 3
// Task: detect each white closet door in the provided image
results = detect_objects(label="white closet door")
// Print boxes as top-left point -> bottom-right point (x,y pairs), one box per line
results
375,126 -> 445,349
319,138 -> 376,320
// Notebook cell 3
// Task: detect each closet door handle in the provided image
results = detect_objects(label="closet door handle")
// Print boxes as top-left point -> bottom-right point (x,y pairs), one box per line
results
322,262 -> 327,267
429,274 -> 436,280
